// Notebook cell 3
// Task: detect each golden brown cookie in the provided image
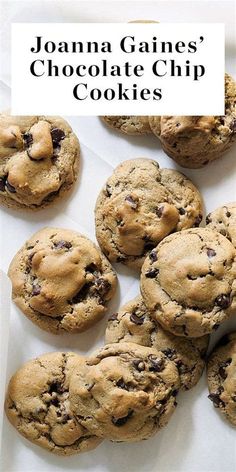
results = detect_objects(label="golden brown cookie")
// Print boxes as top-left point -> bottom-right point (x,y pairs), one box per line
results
95,158 -> 203,270
105,296 -> 209,390
206,203 -> 236,248
8,227 -> 117,334
0,114 -> 80,209
207,332 -> 236,426
101,116 -> 152,135
140,228 -> 236,337
5,352 -> 102,455
69,342 -> 180,442
149,74 -> 236,168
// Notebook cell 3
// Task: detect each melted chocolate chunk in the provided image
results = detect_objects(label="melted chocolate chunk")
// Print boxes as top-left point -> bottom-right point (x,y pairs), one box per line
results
116,378 -> 129,390
108,313 -> 118,322
219,359 -> 232,379
215,294 -> 231,309
125,195 -> 138,209
133,359 -> 145,371
207,248 -> 216,258
94,278 -> 111,297
130,313 -> 145,325
156,206 -> 164,218
54,240 -> 72,250
145,268 -> 159,278
51,128 -> 65,145
112,410 -> 133,427
105,184 -> 112,197
86,263 -> 98,274
178,207 -> 186,215
23,132 -> 33,148
32,284 -> 41,296
208,392 -> 223,408
149,250 -> 157,263
206,214 -> 212,224
5,180 -> 16,193
193,214 -> 203,227
148,355 -> 164,372
162,348 -> 176,359
49,381 -> 64,395
226,211 -> 231,217
0,176 -> 7,192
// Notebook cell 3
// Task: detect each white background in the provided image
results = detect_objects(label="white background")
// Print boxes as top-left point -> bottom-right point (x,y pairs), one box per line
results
0,1 -> 236,472
11,22 -> 225,115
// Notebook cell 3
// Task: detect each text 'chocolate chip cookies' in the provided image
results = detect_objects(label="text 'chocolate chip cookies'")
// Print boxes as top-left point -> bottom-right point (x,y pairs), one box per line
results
141,228 -> 236,337
5,352 -> 102,455
95,158 -> 203,270
0,114 -> 80,209
105,296 -> 209,390
207,332 -> 236,426
69,342 -> 180,442
8,227 -> 117,333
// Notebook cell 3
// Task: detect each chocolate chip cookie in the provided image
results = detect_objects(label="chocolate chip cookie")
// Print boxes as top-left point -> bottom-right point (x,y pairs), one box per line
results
149,74 -> 236,168
206,203 -> 236,248
95,158 -> 203,270
5,352 -> 102,455
207,332 -> 236,426
69,342 -> 180,442
101,116 -> 152,135
105,296 -> 209,390
0,114 -> 80,209
141,228 -> 236,337
8,227 -> 117,334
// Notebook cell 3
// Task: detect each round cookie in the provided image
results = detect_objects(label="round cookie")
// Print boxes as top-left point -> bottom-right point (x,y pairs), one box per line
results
0,114 -> 80,209
5,352 -> 102,455
8,227 -> 117,334
149,74 -> 236,168
140,228 -> 236,337
207,332 -> 236,426
69,342 -> 180,442
101,116 -> 152,135
105,296 -> 209,390
206,203 -> 236,248
95,158 -> 203,270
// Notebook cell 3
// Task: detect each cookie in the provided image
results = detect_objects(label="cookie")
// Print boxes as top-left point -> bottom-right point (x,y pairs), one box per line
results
140,228 -> 236,337
0,114 -> 80,209
95,158 -> 203,270
149,74 -> 236,168
8,227 -> 117,334
5,352 -> 102,455
105,296 -> 209,390
101,116 -> 152,136
207,332 -> 236,426
69,342 -> 180,442
206,203 -> 236,248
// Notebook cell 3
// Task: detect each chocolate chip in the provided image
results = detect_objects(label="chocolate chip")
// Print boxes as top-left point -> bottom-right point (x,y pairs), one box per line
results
108,313 -> 118,321
208,392 -> 222,408
215,294 -> 231,309
86,382 -> 95,392
52,143 -> 61,157
149,251 -> 157,263
5,180 -> 16,193
178,207 -> 186,215
94,278 -> 111,297
156,206 -> 164,217
176,360 -> 189,374
112,410 -> 133,426
207,248 -> 216,258
48,381 -> 63,395
32,284 -> 41,296
133,359 -> 145,371
116,378 -> 129,390
144,240 -> 156,252
130,313 -> 145,325
219,359 -> 232,379
54,240 -> 72,250
226,211 -> 231,217
213,323 -> 220,330
230,118 -> 236,132
0,176 -> 7,192
148,355 -> 164,372
145,268 -> 159,278
162,348 -> 176,359
43,191 -> 58,202
193,214 -> 203,227
125,195 -> 138,209
206,213 -> 212,224
51,128 -> 65,145
105,184 -> 112,197
23,132 -> 33,147
51,398 -> 59,407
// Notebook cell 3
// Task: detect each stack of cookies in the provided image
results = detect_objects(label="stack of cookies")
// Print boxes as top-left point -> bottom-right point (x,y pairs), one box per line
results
2,108 -> 236,458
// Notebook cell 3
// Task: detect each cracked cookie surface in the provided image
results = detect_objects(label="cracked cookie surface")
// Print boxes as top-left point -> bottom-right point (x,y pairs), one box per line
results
4,352 -> 102,455
140,228 -> 236,337
101,116 -> 152,135
149,74 -> 236,168
105,296 -> 209,390
8,227 -> 117,334
207,332 -> 236,426
0,114 -> 80,209
95,158 -> 203,270
69,342 -> 180,442
206,203 -> 236,248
